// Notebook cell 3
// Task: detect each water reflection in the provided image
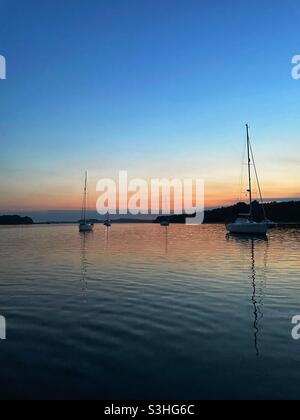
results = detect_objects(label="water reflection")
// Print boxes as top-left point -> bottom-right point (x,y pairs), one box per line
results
227,234 -> 269,356
105,226 -> 110,242
163,226 -> 169,255
2,225 -> 300,399
250,239 -> 260,356
80,232 -> 88,293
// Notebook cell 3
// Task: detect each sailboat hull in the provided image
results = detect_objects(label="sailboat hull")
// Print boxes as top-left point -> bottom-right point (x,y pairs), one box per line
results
79,223 -> 94,233
227,222 -> 268,235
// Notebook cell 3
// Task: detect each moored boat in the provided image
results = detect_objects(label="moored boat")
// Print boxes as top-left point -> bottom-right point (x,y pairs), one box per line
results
227,215 -> 267,235
79,171 -> 94,233
104,213 -> 112,228
227,125 -> 268,236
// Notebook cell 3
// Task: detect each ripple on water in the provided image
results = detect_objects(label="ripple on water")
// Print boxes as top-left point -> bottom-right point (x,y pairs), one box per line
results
0,224 -> 300,399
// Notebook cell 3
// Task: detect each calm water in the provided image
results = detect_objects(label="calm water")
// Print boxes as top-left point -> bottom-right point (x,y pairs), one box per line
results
0,224 -> 300,400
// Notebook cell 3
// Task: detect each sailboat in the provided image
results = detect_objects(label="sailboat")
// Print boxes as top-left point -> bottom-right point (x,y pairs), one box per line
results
227,125 -> 268,236
104,212 -> 112,228
79,171 -> 94,233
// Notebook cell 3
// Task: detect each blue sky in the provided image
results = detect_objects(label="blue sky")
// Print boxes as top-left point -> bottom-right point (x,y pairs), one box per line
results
0,0 -> 299,216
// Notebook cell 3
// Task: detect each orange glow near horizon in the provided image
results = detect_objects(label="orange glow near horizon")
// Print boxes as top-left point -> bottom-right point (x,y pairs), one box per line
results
1,181 -> 299,213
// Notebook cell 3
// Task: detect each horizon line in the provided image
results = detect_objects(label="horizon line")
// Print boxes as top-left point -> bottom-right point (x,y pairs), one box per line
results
1,198 -> 300,215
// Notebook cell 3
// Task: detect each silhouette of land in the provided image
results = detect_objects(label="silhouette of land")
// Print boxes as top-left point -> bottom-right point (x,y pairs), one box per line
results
204,201 -> 300,223
1,201 -> 300,225
0,215 -> 34,225
37,218 -> 154,225
154,214 -> 192,224
154,201 -> 300,224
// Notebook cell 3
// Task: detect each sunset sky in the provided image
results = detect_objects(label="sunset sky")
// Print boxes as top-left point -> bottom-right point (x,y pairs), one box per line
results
0,0 -> 300,218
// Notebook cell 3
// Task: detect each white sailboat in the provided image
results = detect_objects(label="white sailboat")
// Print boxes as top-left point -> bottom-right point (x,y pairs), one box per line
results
79,171 -> 94,233
227,125 -> 268,236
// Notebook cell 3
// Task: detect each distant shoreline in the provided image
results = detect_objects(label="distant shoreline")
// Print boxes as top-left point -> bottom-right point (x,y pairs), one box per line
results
34,222 -> 300,227
1,222 -> 300,229
1,201 -> 300,225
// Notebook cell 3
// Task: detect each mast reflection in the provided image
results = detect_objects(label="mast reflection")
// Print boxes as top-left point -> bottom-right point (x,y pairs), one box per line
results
251,239 -> 260,356
164,226 -> 169,255
104,226 -> 111,251
227,234 -> 268,356
80,232 -> 88,293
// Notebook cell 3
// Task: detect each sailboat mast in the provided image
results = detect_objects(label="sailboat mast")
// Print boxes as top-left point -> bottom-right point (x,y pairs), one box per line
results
246,124 -> 253,220
83,171 -> 87,224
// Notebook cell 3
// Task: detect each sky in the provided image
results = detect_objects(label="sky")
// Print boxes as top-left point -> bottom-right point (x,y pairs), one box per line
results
0,0 -> 300,218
